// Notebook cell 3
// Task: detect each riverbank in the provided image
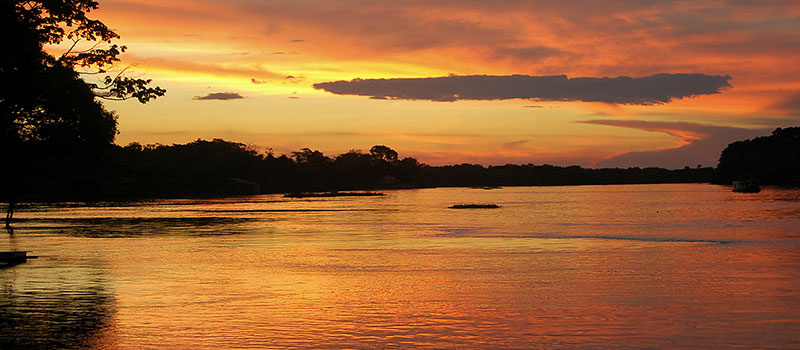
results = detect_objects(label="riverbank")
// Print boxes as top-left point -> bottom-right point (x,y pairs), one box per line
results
4,139 -> 716,204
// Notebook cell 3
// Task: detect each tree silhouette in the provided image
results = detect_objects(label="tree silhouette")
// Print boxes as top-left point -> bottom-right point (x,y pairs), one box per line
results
369,145 -> 398,163
334,150 -> 373,188
1,0 -> 165,227
713,127 -> 800,185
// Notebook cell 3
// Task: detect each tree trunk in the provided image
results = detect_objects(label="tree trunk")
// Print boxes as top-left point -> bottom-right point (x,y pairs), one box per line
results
5,199 -> 13,228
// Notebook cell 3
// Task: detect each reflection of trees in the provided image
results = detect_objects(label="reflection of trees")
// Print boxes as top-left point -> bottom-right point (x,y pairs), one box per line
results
0,266 -> 115,349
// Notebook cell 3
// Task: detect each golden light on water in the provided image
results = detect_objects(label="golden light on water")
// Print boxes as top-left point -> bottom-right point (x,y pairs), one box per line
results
3,185 -> 800,348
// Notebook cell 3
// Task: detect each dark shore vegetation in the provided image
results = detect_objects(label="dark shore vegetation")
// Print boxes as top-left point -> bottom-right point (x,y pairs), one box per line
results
713,127 -> 800,186
7,139 -> 716,203
2,0 -> 165,226
284,191 -> 385,198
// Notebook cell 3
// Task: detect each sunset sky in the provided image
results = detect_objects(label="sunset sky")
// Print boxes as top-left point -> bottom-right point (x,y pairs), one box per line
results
70,0 -> 799,168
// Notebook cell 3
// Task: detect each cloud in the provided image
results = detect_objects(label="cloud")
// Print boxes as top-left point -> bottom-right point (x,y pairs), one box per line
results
193,92 -> 245,101
501,140 -> 529,150
284,75 -> 305,84
490,45 -> 566,63
581,120 -> 772,169
126,55 -> 284,81
314,73 -> 732,104
107,1 -> 799,89
771,93 -> 800,115
251,78 -> 268,84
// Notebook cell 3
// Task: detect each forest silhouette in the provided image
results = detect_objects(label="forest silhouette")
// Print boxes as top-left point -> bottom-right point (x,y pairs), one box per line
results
8,126 -> 799,206
9,139 -> 717,202
713,127 -> 800,186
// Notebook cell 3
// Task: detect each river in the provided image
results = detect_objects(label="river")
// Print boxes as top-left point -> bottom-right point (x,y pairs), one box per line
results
2,184 -> 799,348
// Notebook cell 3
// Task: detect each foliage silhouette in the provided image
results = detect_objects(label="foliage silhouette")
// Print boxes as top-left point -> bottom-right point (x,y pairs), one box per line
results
1,0 -> 164,226
713,127 -> 800,186
370,145 -> 398,163
5,139 -> 718,204
284,192 -> 384,198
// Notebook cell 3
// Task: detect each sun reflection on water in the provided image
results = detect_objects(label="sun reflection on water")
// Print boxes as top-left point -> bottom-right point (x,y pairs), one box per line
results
2,184 -> 799,348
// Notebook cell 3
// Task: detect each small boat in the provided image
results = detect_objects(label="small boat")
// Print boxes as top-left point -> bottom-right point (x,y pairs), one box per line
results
732,180 -> 761,193
0,251 -> 37,267
448,204 -> 500,209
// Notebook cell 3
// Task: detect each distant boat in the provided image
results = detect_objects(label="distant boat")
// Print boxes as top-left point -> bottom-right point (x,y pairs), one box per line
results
732,180 -> 761,193
448,204 -> 500,209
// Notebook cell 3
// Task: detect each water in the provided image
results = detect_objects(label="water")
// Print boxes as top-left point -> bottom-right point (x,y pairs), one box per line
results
2,184 -> 799,349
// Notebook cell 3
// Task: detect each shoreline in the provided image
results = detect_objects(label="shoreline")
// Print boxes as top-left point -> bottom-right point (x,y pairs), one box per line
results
1,182 -> 751,207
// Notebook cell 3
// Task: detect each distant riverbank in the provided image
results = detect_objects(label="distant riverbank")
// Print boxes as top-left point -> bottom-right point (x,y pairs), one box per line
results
6,139 -> 716,203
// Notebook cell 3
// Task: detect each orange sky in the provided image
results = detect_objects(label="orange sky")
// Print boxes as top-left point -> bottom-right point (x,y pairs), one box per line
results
65,0 -> 800,168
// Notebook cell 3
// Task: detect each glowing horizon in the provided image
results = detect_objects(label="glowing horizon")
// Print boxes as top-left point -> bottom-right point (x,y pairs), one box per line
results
68,0 -> 800,168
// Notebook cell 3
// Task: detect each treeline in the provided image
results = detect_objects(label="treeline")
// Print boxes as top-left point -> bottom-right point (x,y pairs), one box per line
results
10,139 -> 715,202
713,127 -> 800,185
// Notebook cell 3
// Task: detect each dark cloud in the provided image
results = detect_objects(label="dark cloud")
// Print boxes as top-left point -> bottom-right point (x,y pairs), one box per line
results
314,73 -> 732,104
284,75 -> 305,84
251,78 -> 267,84
581,120 -> 771,169
289,39 -> 305,43
193,92 -> 245,101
